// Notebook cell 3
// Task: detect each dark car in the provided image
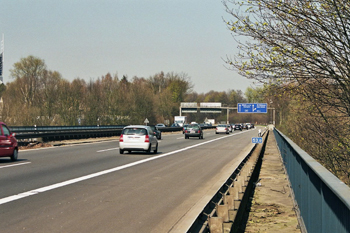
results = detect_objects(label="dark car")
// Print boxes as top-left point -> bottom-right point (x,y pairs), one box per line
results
0,122 -> 18,161
170,123 -> 181,127
149,125 -> 162,140
184,124 -> 203,139
233,124 -> 242,131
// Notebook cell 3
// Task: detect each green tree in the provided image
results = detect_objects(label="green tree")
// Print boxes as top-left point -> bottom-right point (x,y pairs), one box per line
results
245,87 -> 264,103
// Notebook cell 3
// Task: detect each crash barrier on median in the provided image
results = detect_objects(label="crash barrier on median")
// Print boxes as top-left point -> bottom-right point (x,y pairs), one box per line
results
274,128 -> 350,233
10,125 -> 215,143
187,129 -> 268,232
10,125 -> 126,142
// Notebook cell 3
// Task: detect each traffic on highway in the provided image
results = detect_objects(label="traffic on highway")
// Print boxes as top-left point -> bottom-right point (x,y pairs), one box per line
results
0,126 -> 260,232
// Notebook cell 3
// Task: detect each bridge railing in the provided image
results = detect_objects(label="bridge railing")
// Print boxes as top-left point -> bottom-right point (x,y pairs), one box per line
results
274,128 -> 350,233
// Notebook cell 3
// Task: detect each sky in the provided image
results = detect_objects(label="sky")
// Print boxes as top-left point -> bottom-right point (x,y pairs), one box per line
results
0,0 -> 255,94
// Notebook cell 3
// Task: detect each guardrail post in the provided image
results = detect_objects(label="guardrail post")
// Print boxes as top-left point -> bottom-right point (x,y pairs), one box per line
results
236,176 -> 246,194
208,216 -> 223,233
241,168 -> 251,182
228,186 -> 239,201
223,222 -> 233,232
224,194 -> 237,222
228,185 -> 242,222
223,194 -> 235,210
217,204 -> 229,222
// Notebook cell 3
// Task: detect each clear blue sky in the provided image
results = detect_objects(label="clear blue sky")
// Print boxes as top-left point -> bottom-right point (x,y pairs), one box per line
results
1,0 -> 254,93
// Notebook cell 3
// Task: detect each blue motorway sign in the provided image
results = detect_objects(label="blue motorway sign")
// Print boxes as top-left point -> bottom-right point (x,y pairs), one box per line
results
252,137 -> 263,143
238,103 -> 267,113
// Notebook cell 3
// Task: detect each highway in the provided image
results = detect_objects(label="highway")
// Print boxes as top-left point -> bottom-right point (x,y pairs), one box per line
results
0,128 -> 259,233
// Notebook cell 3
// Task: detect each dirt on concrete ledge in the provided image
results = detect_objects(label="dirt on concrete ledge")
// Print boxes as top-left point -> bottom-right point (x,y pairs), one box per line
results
244,131 -> 301,233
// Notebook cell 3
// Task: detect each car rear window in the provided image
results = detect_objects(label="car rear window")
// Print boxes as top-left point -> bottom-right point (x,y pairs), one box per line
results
218,124 -> 226,127
188,125 -> 199,129
124,128 -> 147,135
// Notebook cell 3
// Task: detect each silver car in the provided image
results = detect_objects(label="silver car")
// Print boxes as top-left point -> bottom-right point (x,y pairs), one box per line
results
119,125 -> 158,154
216,124 -> 229,134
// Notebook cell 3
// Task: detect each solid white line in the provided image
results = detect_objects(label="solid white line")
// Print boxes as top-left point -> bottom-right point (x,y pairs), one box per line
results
0,131 -> 248,205
0,162 -> 31,169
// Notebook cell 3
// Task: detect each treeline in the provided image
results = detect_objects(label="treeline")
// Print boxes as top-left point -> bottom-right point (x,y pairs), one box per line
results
1,55 -> 268,126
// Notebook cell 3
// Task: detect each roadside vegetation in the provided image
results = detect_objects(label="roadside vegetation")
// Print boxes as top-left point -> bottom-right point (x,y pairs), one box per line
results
223,0 -> 350,185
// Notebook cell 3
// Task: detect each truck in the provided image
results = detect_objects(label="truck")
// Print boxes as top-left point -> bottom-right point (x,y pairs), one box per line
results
174,116 -> 187,127
205,119 -> 215,125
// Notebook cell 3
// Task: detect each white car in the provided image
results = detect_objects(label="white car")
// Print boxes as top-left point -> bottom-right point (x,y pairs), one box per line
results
119,125 -> 158,154
215,124 -> 229,134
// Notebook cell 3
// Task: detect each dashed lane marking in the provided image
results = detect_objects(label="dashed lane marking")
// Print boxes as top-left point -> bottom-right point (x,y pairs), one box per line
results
0,162 -> 31,169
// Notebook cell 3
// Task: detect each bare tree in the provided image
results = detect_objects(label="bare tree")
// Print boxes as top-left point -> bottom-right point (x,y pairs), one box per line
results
223,0 -> 350,183
10,56 -> 46,107
223,0 -> 350,117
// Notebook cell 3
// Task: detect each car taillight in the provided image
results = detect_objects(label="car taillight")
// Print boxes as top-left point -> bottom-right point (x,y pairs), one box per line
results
198,130 -> 201,133
145,134 -> 150,142
119,134 -> 124,142
216,127 -> 218,130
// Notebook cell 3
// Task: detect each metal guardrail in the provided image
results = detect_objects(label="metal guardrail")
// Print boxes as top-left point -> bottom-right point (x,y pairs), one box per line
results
274,128 -> 350,233
10,125 -> 215,142
9,125 -> 126,132
10,125 -> 126,142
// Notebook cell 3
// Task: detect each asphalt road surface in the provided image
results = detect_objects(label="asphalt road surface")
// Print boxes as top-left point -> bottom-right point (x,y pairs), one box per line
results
0,128 -> 259,233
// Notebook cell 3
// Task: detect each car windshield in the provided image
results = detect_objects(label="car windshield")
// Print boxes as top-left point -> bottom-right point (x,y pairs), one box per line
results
124,128 -> 147,135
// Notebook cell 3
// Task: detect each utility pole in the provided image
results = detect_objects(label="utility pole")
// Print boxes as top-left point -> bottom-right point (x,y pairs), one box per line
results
0,34 -> 4,83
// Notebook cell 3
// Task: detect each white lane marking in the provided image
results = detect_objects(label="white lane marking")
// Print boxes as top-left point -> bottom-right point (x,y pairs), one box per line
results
0,131 -> 249,205
97,148 -> 119,153
0,162 -> 31,169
